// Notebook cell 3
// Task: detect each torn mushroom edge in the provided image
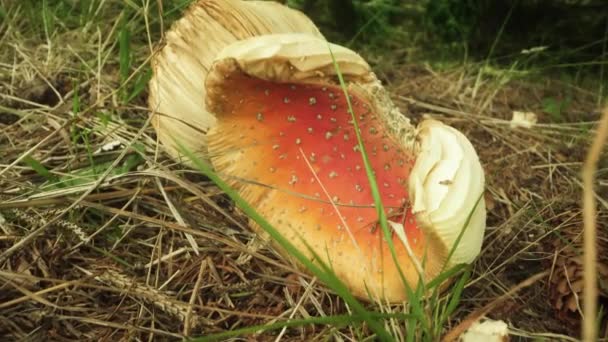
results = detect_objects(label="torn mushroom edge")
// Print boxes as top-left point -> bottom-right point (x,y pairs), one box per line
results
408,120 -> 487,267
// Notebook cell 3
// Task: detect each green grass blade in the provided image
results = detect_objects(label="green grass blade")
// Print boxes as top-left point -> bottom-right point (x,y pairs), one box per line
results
41,0 -> 54,41
191,312 -> 413,342
426,263 -> 467,290
89,245 -> 133,269
327,45 -> 429,331
443,267 -> 471,319
72,80 -> 81,114
22,156 -> 57,183
118,19 -> 131,102
127,68 -> 153,102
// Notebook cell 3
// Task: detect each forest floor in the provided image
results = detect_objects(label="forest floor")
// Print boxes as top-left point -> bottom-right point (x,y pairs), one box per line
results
0,1 -> 607,341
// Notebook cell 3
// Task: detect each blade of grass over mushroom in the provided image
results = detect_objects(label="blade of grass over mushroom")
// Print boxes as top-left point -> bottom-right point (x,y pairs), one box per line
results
327,44 -> 429,331
191,312 -> 414,342
175,141 -> 394,341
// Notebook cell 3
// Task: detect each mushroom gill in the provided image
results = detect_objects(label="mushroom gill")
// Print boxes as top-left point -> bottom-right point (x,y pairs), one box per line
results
149,0 -> 486,302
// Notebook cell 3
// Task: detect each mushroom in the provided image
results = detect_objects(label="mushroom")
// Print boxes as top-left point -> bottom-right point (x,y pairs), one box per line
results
149,0 -> 486,302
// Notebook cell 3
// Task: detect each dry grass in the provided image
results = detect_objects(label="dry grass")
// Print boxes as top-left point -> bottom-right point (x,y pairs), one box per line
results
582,107 -> 608,341
392,65 -> 608,339
1,1 -> 607,341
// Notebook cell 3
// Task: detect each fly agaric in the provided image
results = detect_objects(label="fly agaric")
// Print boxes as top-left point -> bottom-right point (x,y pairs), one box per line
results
149,0 -> 486,302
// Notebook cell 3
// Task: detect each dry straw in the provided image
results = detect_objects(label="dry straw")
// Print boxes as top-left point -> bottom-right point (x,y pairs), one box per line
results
582,105 -> 608,341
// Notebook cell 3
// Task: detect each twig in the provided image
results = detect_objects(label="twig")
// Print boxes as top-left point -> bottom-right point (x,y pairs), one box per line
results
582,106 -> 608,342
442,270 -> 549,342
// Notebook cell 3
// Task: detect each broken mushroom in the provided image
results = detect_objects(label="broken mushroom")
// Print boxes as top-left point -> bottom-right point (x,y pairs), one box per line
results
149,0 -> 486,302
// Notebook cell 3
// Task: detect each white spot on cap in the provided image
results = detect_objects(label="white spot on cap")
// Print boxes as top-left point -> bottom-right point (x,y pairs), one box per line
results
309,97 -> 317,105
288,175 -> 298,186
287,115 -> 296,122
329,171 -> 338,179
